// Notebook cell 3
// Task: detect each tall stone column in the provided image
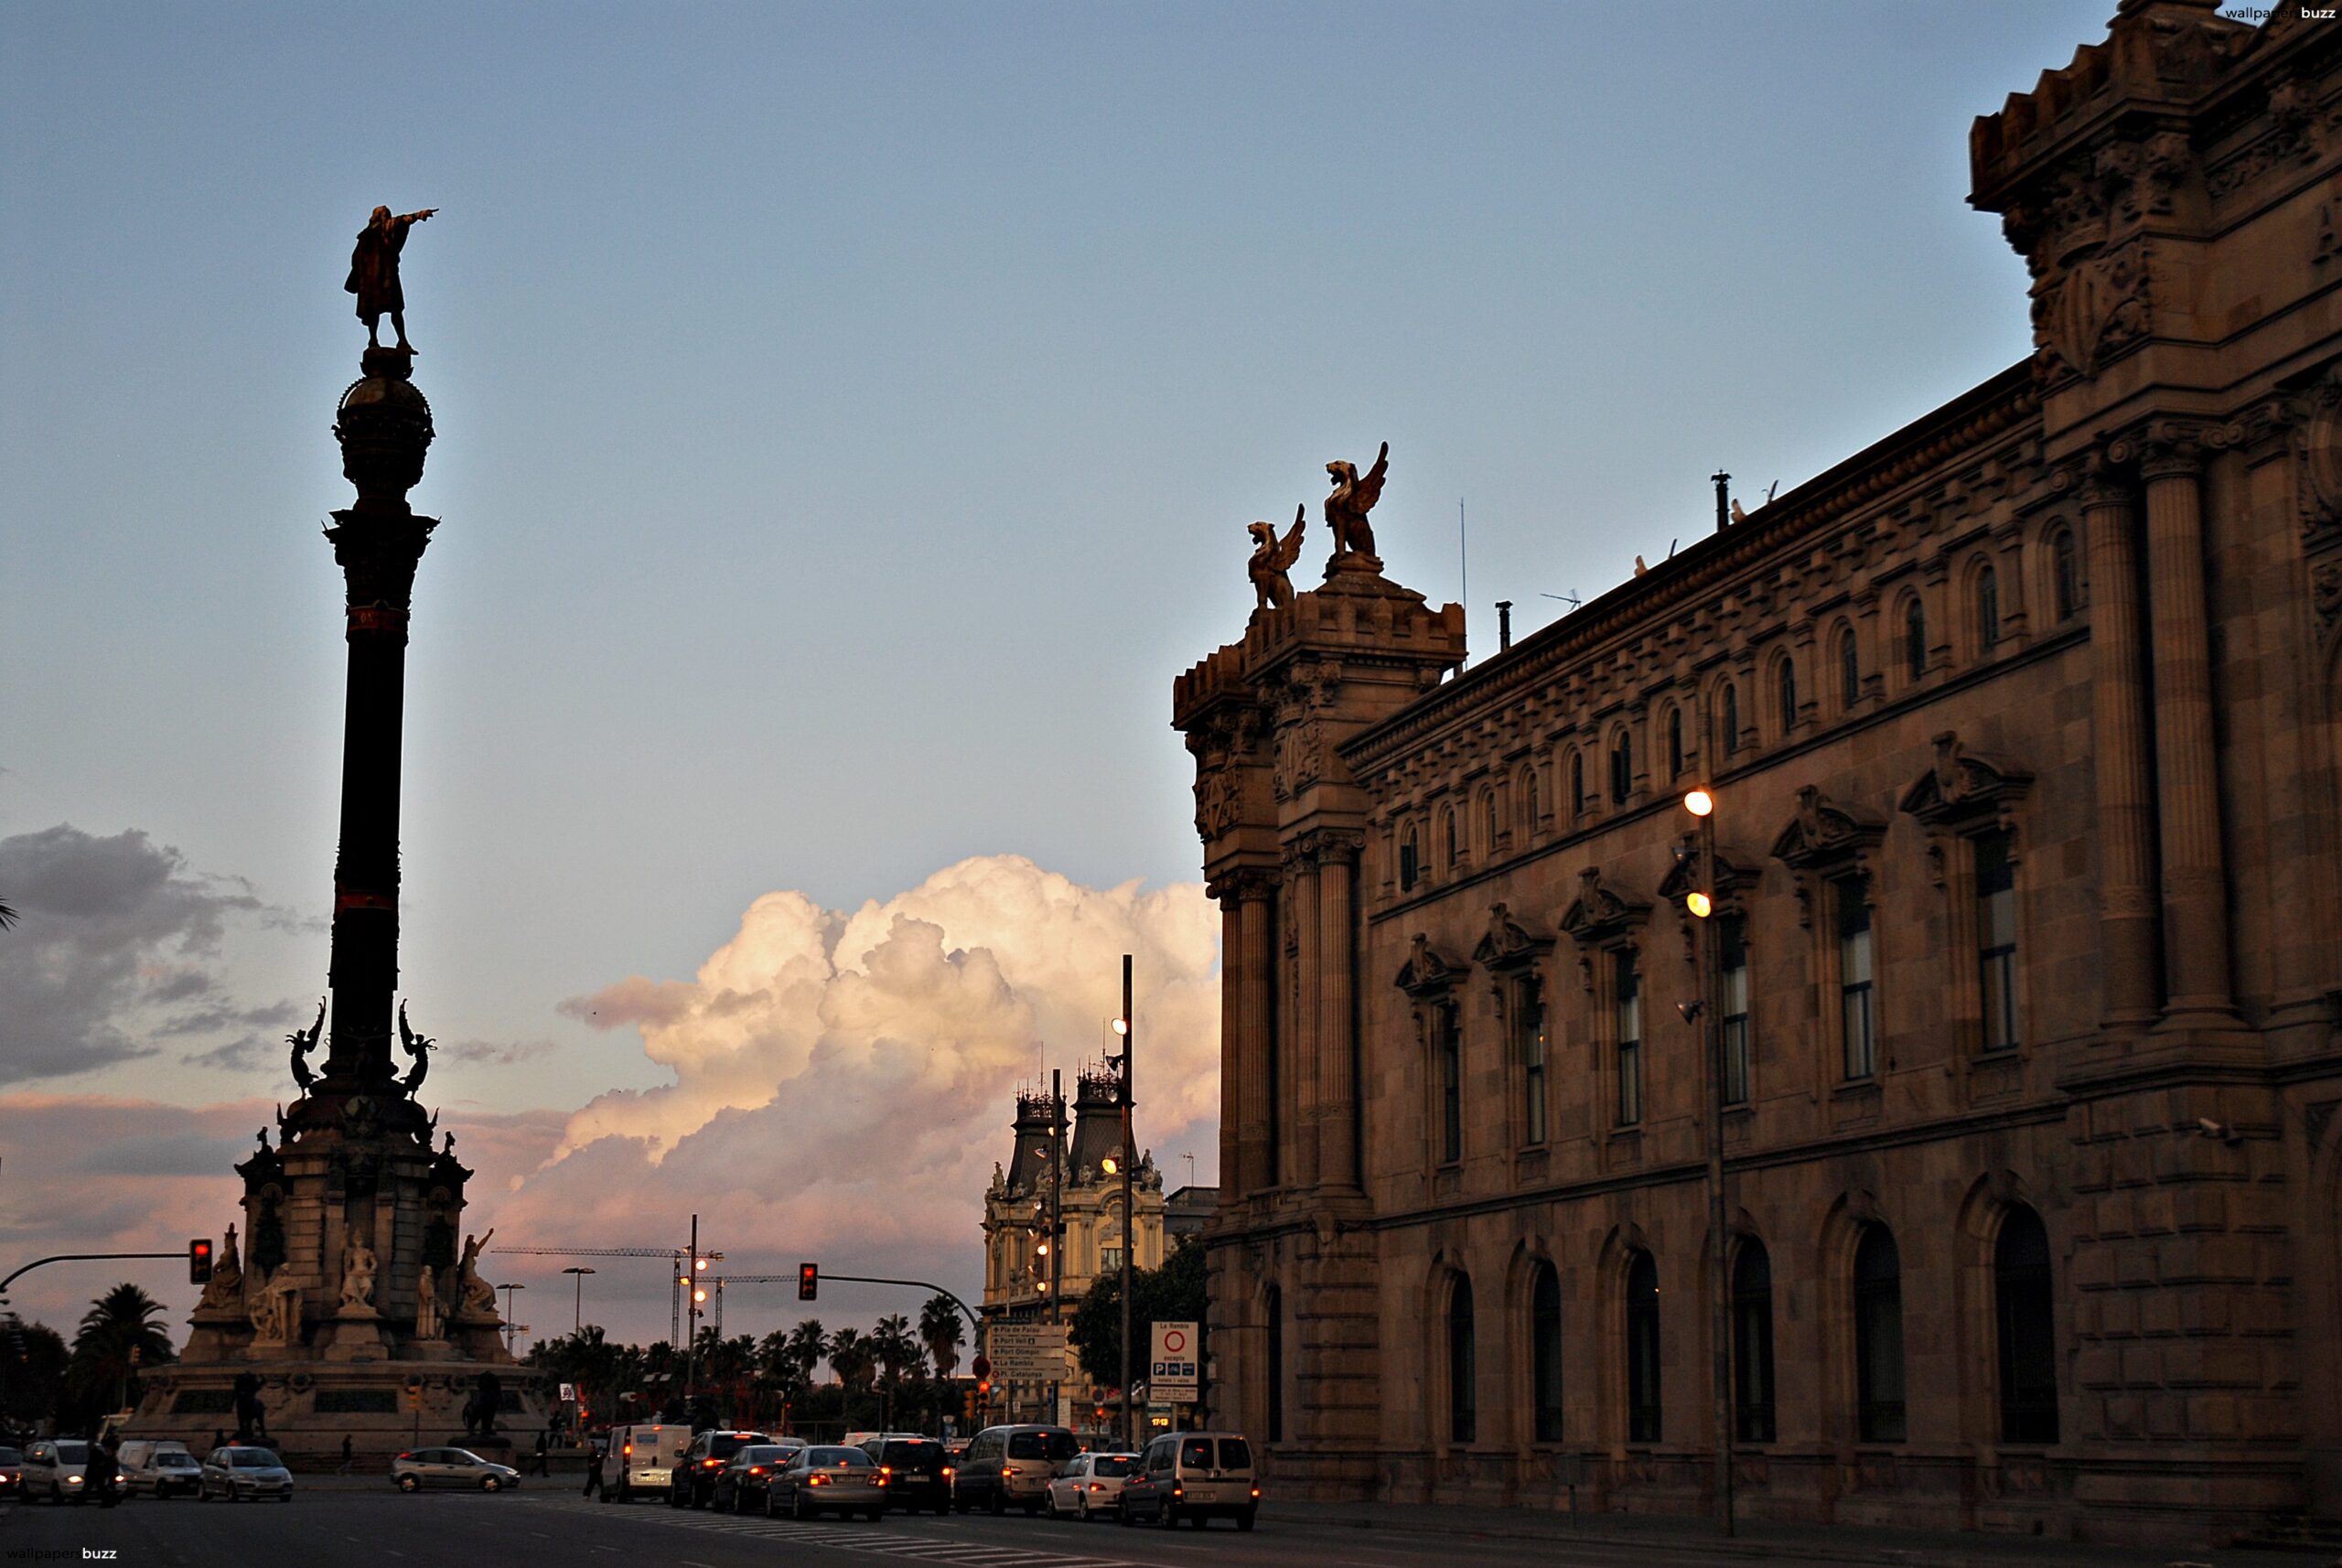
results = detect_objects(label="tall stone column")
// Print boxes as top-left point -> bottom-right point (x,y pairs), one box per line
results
1235,874 -> 1277,1195
1312,832 -> 1364,1192
2079,451 -> 2163,1030
1287,845 -> 1321,1190
1215,886 -> 1242,1208
321,351 -> 437,1088
2137,424 -> 2242,1031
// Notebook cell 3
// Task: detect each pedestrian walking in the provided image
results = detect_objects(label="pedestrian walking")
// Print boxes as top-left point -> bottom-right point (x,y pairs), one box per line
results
582,1440 -> 604,1498
534,1428 -> 550,1477
338,1434 -> 354,1474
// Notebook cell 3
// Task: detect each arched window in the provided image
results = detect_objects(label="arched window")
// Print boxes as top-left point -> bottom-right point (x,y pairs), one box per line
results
1626,1251 -> 1662,1443
1447,1273 -> 1477,1444
1444,808 -> 1459,869
1778,657 -> 1799,735
1978,565 -> 2001,650
1570,753 -> 1586,817
1399,822 -> 1420,893
1483,791 -> 1499,855
1609,730 -> 1633,805
1531,1261 -> 1563,1443
1995,1207 -> 2058,1444
1853,1225 -> 1907,1443
1434,1003 -> 1462,1165
1721,683 -> 1741,759
1265,1284 -> 1284,1444
1667,707 -> 1684,779
2051,532 -> 2079,622
1904,597 -> 1928,682
1732,1239 -> 1777,1443
1521,769 -> 1540,832
1839,627 -> 1860,709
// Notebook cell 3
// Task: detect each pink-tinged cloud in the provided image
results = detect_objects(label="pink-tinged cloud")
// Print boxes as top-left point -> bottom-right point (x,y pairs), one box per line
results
480,856 -> 1220,1337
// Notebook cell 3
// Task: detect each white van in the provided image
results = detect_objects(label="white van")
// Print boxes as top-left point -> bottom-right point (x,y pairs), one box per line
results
601,1423 -> 690,1503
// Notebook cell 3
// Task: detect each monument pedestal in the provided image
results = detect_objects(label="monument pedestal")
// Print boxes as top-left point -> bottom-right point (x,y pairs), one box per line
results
324,1307 -> 389,1362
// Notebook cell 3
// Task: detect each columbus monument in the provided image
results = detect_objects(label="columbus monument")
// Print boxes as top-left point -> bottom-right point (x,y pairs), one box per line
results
134,211 -> 548,1460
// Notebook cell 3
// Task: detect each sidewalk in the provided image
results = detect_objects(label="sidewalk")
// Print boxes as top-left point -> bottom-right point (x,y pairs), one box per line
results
1255,1498 -> 2336,1568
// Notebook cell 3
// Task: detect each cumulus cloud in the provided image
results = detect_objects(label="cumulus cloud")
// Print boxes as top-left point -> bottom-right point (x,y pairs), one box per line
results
0,825 -> 302,1083
486,855 -> 1219,1316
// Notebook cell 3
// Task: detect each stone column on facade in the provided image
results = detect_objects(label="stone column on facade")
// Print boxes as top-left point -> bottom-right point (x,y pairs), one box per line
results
1287,844 -> 1322,1189
1311,831 -> 1365,1193
2079,451 -> 2163,1030
2135,424 -> 2244,1033
1214,885 -> 1242,1209
1235,874 -> 1277,1195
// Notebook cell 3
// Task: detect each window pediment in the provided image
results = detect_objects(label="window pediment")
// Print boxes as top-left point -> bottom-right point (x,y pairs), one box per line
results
1897,730 -> 2033,832
1471,901 -> 1553,975
1397,932 -> 1466,998
1768,785 -> 1887,873
1558,866 -> 1650,946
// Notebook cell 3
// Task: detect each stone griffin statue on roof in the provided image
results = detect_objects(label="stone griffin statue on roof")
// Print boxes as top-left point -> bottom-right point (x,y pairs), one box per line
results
1324,441 -> 1391,568
1247,504 -> 1306,612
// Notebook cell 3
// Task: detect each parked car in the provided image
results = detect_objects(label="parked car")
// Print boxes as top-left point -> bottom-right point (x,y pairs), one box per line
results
764,1444 -> 887,1521
0,1445 -> 22,1501
1047,1451 -> 1136,1520
710,1443 -> 800,1513
389,1447 -> 521,1492
1116,1432 -> 1256,1530
20,1439 -> 91,1504
199,1444 -> 293,1503
117,1440 -> 201,1498
670,1428 -> 769,1508
952,1423 -> 1077,1516
600,1423 -> 690,1503
859,1435 -> 951,1516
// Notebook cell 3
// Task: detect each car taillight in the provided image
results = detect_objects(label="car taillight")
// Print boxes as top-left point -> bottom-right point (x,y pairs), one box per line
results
809,1474 -> 826,1486
398,1453 -> 411,1460
623,1444 -> 632,1456
748,1466 -> 764,1476
942,1466 -> 953,1477
1172,1487 -> 1184,1498
880,1465 -> 892,1475
1251,1487 -> 1261,1498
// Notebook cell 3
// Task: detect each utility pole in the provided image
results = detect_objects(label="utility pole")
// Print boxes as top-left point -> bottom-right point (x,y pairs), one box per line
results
1684,785 -> 1735,1536
1049,1067 -> 1066,1428
682,1213 -> 699,1418
1115,954 -> 1135,1452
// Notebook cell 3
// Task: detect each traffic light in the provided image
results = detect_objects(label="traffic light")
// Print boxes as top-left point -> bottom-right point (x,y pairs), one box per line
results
797,1262 -> 818,1302
188,1239 -> 213,1284
404,1379 -> 423,1412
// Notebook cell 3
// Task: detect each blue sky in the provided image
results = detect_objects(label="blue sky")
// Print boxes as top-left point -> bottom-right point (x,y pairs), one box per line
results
1,1 -> 2115,1331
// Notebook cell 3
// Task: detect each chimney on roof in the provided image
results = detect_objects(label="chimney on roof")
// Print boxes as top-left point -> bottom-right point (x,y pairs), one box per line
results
1497,600 -> 1512,651
1712,470 -> 1731,533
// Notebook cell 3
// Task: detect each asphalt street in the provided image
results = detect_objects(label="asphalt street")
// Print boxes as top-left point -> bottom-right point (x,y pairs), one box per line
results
0,1485 -> 1816,1568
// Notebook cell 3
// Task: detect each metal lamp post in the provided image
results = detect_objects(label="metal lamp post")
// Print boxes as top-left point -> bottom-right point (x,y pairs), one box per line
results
1682,785 -> 1734,1537
1113,954 -> 1135,1452
496,1283 -> 526,1355
564,1266 -> 596,1333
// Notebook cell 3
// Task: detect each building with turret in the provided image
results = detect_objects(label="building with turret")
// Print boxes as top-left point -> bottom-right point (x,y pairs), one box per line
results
982,1072 -> 1166,1421
1175,2 -> 2342,1548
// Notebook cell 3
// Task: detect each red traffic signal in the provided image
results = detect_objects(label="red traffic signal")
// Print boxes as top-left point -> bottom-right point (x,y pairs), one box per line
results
188,1239 -> 213,1284
797,1262 -> 819,1302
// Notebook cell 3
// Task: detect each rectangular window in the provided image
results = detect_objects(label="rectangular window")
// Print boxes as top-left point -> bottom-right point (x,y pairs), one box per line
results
1615,954 -> 1642,1126
1976,830 -> 2018,1053
1720,915 -> 1751,1106
1837,877 -> 1875,1079
1438,1004 -> 1463,1165
1519,978 -> 1547,1146
1101,1246 -> 1123,1274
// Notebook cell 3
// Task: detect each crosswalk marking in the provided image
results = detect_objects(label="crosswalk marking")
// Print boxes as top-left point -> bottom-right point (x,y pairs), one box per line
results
524,1496 -> 1153,1568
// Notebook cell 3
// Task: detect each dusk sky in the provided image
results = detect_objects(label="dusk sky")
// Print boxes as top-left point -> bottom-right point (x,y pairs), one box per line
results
1,1 -> 2105,1344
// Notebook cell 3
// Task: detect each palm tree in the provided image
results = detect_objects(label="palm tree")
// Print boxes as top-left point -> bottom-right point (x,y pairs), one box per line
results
784,1319 -> 827,1386
68,1283 -> 175,1415
919,1295 -> 964,1380
0,897 -> 17,930
828,1326 -> 874,1392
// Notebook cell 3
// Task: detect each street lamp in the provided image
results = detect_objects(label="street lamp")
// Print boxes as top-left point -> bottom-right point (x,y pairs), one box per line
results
1113,953 -> 1136,1452
563,1266 -> 596,1333
1681,784 -> 1733,1539
496,1283 -> 526,1355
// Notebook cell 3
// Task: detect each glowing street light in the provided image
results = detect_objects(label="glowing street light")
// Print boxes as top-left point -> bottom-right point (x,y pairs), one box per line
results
1683,787 -> 1715,818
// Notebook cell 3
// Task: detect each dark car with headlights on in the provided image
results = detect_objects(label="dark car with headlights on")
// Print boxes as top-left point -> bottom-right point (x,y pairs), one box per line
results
0,1446 -> 23,1502
711,1442 -> 800,1513
765,1444 -> 886,1520
670,1429 -> 768,1508
860,1435 -> 951,1516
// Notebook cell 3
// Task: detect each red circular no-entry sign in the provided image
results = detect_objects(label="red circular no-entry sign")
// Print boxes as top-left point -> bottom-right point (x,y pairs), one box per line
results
1160,1327 -> 1188,1355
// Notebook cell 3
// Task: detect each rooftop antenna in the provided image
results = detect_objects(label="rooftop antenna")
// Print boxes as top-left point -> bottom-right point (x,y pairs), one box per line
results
1541,590 -> 1582,612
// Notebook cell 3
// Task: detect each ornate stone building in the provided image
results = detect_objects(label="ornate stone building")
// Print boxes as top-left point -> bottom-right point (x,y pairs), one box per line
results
1175,1 -> 2342,1546
982,1075 -> 1166,1418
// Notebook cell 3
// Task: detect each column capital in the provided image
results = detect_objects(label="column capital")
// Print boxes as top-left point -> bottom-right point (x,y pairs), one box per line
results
2134,417 -> 2211,480
1208,865 -> 1281,905
1290,827 -> 1367,867
2075,444 -> 2136,510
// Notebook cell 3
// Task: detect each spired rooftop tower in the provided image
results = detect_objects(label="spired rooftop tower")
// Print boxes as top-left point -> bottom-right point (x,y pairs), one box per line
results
135,275 -> 549,1461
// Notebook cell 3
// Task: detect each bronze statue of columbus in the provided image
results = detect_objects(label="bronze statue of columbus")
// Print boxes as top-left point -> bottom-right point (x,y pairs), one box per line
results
345,205 -> 436,351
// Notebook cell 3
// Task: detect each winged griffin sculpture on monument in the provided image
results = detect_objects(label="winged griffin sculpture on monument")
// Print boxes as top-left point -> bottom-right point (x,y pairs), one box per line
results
1247,504 -> 1306,611
1324,440 -> 1391,568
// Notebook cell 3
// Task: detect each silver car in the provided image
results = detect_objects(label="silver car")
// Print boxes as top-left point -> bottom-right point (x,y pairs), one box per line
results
199,1445 -> 293,1502
390,1446 -> 521,1492
765,1444 -> 887,1520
